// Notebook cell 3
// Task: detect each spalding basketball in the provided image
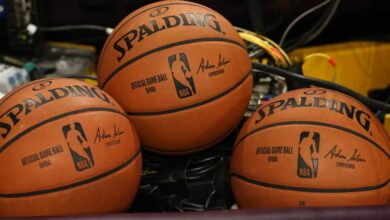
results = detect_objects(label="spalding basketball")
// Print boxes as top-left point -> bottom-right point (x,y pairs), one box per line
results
0,78 -> 142,216
231,88 -> 390,208
98,1 -> 253,154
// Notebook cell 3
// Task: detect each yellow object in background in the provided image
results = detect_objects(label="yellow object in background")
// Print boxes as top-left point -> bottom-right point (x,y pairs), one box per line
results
385,114 -> 390,137
289,41 -> 390,96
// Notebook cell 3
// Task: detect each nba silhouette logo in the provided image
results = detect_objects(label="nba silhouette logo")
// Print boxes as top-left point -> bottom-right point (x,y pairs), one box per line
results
62,122 -> 94,172
168,53 -> 196,99
297,131 -> 320,178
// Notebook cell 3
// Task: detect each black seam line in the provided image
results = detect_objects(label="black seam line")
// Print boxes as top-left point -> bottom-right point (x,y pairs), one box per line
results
142,117 -> 240,153
0,148 -> 141,198
127,70 -> 252,116
231,173 -> 390,193
99,1 -> 211,67
0,107 -> 127,154
234,121 -> 390,159
101,37 -> 247,89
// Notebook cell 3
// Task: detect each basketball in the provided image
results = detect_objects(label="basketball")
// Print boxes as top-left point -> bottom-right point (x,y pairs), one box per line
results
0,78 -> 142,216
98,0 -> 253,154
230,88 -> 390,208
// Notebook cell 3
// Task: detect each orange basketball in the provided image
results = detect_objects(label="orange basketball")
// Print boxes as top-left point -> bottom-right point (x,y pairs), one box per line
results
231,88 -> 390,208
0,78 -> 142,216
98,0 -> 253,154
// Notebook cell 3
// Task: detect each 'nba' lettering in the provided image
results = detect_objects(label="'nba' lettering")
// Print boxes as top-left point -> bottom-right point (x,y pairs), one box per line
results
255,96 -> 371,132
113,12 -> 223,62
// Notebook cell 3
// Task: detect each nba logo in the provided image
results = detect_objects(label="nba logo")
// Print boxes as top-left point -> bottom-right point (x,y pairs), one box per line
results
297,131 -> 320,178
62,122 -> 94,172
168,53 -> 196,99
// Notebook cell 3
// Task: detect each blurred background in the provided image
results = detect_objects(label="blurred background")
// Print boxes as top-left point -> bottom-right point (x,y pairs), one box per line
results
1,0 -> 390,54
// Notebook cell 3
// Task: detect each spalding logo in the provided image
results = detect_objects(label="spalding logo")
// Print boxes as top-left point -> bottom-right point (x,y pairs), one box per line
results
0,82 -> 112,140
149,6 -> 169,17
32,80 -> 52,91
255,95 -> 371,132
113,12 -> 224,62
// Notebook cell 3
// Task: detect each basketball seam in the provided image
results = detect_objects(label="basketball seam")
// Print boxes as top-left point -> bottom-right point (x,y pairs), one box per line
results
98,1 -> 215,72
0,148 -> 141,198
0,107 -> 127,154
100,37 -> 247,88
234,121 -> 390,159
231,173 -> 390,193
126,70 -> 252,116
142,116 -> 241,153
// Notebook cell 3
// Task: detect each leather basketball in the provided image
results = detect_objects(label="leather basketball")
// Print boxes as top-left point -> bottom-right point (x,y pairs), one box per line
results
0,78 -> 142,216
98,0 -> 253,154
231,88 -> 390,208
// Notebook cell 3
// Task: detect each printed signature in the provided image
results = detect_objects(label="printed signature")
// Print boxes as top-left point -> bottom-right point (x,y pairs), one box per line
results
94,124 -> 124,144
324,145 -> 366,162
197,53 -> 230,73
